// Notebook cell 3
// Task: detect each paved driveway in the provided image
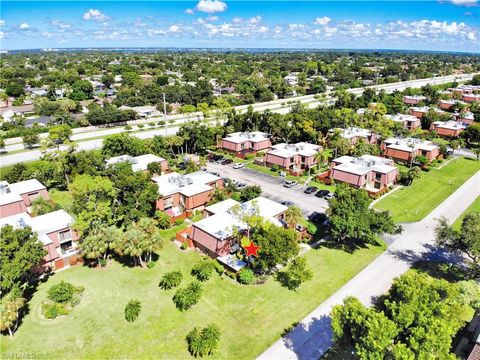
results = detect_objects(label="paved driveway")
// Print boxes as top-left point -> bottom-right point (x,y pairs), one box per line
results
206,162 -> 329,216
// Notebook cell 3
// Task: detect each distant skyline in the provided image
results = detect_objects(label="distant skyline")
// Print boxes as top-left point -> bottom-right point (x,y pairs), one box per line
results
1,1 -> 479,53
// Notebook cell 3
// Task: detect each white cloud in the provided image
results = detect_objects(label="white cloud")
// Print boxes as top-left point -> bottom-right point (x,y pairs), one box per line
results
441,0 -> 478,6
0,31 -> 5,38
314,16 -> 331,25
258,26 -> 269,33
169,25 -> 182,33
207,15 -> 219,21
248,16 -> 262,24
195,0 -> 227,14
19,23 -> 30,30
0,20 -> 5,27
51,20 -> 71,29
83,9 -> 110,22
185,8 -> 195,15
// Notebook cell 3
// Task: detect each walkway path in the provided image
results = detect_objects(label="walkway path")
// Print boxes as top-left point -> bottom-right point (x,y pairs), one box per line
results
258,170 -> 480,360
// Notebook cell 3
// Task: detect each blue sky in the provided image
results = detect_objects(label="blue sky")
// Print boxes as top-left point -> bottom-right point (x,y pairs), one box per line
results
1,1 -> 479,52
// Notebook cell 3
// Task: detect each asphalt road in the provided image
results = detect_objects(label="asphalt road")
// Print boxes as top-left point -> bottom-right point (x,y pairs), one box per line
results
258,170 -> 480,360
206,162 -> 329,216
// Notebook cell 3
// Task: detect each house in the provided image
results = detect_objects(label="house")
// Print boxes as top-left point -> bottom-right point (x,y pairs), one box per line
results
106,154 -> 168,173
457,111 -> 475,125
381,137 -> 440,163
462,93 -> 480,103
284,74 -> 298,86
449,84 -> 480,95
431,120 -> 467,137
403,95 -> 427,105
385,114 -> 421,130
0,210 -> 79,270
89,80 -> 105,91
331,155 -> 398,192
409,106 -> 446,119
0,179 -> 49,218
220,131 -> 271,156
152,171 -> 224,219
330,127 -> 377,145
203,198 -> 239,217
438,99 -> 467,111
264,142 -> 322,175
191,196 -> 287,258
118,105 -> 159,118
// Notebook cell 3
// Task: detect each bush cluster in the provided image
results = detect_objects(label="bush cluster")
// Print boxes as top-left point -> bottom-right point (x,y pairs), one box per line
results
159,271 -> 183,290
172,282 -> 202,311
237,268 -> 255,285
191,261 -> 215,282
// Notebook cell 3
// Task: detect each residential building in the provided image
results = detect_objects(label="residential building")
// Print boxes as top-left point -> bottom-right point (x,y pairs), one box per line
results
330,127 -> 377,145
409,106 -> 446,119
0,179 -> 49,218
331,155 -> 398,192
284,74 -> 298,86
152,171 -> 223,218
118,105 -> 159,117
381,137 -> 440,163
403,95 -> 427,105
462,93 -> 480,103
431,120 -> 467,137
0,210 -> 79,270
449,84 -> 480,95
438,99 -> 467,111
220,131 -> 271,156
191,196 -> 287,258
385,114 -> 421,130
457,111 -> 475,125
106,154 -> 168,173
264,142 -> 322,175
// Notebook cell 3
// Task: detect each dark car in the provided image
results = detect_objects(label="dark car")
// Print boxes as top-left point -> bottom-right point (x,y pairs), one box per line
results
304,186 -> 318,194
208,154 -> 223,162
308,211 -> 326,223
315,189 -> 330,198
209,171 -> 220,177
221,159 -> 233,165
281,200 -> 294,207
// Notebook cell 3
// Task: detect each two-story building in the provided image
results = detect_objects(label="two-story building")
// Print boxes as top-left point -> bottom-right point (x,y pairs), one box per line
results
431,120 -> 467,138
403,95 -> 427,105
330,127 -> 377,145
385,114 -> 421,130
438,99 -> 468,111
381,137 -> 440,163
191,196 -> 287,258
220,131 -> 271,157
331,155 -> 398,192
0,179 -> 49,218
462,93 -> 480,103
153,171 -> 224,219
264,142 -> 321,175
106,153 -> 168,173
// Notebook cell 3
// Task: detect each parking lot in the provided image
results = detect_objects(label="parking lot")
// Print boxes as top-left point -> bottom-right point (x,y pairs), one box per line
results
206,162 -> 329,216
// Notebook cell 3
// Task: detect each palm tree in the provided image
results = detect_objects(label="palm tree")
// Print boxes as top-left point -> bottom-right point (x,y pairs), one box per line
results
314,148 -> 330,171
284,206 -> 302,229
473,148 -> 480,161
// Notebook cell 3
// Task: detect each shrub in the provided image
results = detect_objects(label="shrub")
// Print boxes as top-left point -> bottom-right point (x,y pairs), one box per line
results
191,261 -> 215,282
174,218 -> 185,226
237,268 -> 255,285
148,122 -> 156,127
271,164 -> 280,172
42,302 -> 68,319
124,299 -> 141,322
157,120 -> 165,126
147,261 -> 156,269
186,323 -> 221,357
159,271 -> 183,290
212,261 -> 224,275
155,210 -> 171,229
181,242 -> 188,250
137,124 -> 145,130
172,282 -> 202,311
99,258 -> 107,267
48,281 -> 75,303
124,125 -> 132,131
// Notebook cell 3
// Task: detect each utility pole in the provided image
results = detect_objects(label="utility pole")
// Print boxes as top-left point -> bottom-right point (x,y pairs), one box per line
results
163,92 -> 167,136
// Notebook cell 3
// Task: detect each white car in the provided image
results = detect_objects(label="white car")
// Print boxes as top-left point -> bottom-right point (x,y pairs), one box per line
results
233,163 -> 246,169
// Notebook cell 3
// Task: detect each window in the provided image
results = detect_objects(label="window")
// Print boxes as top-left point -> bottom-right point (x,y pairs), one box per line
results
60,241 -> 73,254
163,197 -> 173,209
59,230 -> 72,242
421,150 -> 427,156
375,172 -> 382,181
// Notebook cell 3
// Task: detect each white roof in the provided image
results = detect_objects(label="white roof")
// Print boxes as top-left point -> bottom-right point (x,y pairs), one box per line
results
404,95 -> 426,100
152,171 -> 220,197
334,127 -> 372,139
9,179 -> 46,194
217,254 -> 246,271
385,114 -> 419,123
333,155 -> 397,175
268,142 -> 321,158
433,120 -> 467,131
0,192 -> 23,206
224,131 -> 270,144
383,137 -> 438,152
106,154 -> 166,172
459,112 -> 474,120
204,199 -> 239,215
193,196 -> 287,240
0,210 -> 73,245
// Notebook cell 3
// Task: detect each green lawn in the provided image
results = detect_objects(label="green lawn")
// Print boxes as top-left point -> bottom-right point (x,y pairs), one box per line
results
453,195 -> 480,229
374,157 -> 480,223
1,239 -> 385,359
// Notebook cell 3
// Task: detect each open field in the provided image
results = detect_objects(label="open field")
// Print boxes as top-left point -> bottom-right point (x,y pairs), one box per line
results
374,157 -> 480,223
1,237 -> 385,359
453,195 -> 480,229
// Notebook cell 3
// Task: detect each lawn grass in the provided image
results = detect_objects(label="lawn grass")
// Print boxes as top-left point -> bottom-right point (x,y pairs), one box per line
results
374,157 -> 480,223
1,238 -> 385,359
453,195 -> 480,229
49,190 -> 74,211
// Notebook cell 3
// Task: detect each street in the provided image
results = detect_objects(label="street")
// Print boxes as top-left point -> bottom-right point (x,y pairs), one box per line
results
206,162 -> 329,216
258,170 -> 480,360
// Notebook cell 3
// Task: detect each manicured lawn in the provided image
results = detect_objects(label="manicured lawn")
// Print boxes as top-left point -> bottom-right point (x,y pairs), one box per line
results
50,190 -> 74,211
1,239 -> 385,359
374,157 -> 480,223
453,195 -> 480,229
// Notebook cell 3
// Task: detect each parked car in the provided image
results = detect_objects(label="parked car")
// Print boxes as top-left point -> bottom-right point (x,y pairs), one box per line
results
215,157 -> 226,164
208,154 -> 223,162
210,171 -> 220,177
200,166 -> 207,172
236,182 -> 247,190
324,192 -> 334,200
281,200 -> 294,207
315,189 -> 330,198
233,163 -> 246,169
308,211 -> 326,223
283,180 -> 298,188
304,186 -> 317,194
221,159 -> 233,165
